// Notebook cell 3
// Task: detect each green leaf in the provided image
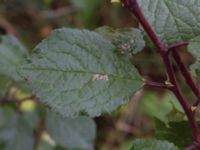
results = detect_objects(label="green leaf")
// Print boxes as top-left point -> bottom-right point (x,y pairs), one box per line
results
188,36 -> 200,81
138,92 -> 184,123
0,35 -> 27,81
129,139 -> 178,150
20,28 -> 143,117
0,35 -> 28,96
95,26 -> 145,55
0,75 -> 12,96
155,119 -> 195,149
138,0 -> 200,44
46,111 -> 96,150
0,107 -> 39,150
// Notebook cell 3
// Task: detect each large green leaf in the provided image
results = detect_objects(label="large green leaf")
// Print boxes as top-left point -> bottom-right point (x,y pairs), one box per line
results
20,28 -> 143,117
188,36 -> 200,81
0,107 -> 39,150
46,111 -> 96,150
0,35 -> 27,81
155,119 -> 195,149
129,139 -> 178,150
95,26 -> 145,55
138,0 -> 200,44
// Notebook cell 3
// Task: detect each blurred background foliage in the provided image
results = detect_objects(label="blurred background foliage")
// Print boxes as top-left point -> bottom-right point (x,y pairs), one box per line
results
0,0 -> 137,48
0,0 -> 197,150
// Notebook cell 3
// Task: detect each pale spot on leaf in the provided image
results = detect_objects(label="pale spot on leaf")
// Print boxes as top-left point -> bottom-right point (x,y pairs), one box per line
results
92,74 -> 109,81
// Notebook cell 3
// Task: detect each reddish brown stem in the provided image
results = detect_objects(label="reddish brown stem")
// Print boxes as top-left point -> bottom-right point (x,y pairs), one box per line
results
168,41 -> 188,50
171,48 -> 200,107
121,0 -> 200,144
145,80 -> 168,89
169,42 -> 200,107
193,99 -> 200,107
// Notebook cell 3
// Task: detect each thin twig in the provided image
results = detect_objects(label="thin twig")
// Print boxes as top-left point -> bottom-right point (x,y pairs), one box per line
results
171,48 -> 200,107
168,41 -> 189,50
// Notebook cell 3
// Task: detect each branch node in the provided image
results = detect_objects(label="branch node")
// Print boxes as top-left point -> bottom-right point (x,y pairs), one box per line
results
168,41 -> 189,50
191,106 -> 197,112
165,80 -> 174,88
144,80 -> 168,89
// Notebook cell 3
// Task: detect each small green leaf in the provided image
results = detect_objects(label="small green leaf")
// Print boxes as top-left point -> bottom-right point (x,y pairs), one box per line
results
138,0 -> 200,44
0,107 -> 39,150
20,28 -> 143,117
130,139 -> 178,150
96,26 -> 145,55
138,92 -> 184,123
155,119 -> 196,149
46,111 -> 96,150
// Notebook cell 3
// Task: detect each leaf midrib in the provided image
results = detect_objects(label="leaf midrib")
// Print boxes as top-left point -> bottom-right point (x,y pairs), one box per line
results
22,67 -> 142,81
